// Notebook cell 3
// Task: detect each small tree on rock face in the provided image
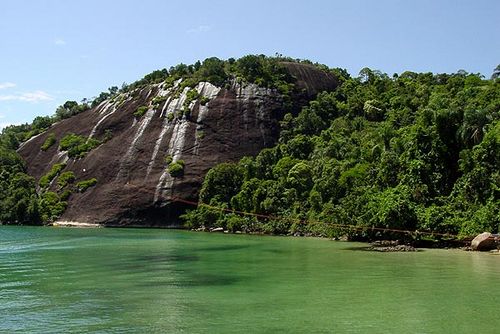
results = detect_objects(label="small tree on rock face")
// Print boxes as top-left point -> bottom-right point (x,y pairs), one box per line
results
41,133 -> 56,151
76,178 -> 97,192
57,171 -> 75,189
168,161 -> 185,177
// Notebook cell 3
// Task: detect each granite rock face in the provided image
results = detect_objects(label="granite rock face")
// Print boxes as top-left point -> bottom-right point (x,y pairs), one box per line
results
18,63 -> 337,226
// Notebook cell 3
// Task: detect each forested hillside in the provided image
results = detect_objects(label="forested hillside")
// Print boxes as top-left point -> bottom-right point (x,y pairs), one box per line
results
183,67 -> 500,240
0,55 -> 336,225
1,56 -> 498,239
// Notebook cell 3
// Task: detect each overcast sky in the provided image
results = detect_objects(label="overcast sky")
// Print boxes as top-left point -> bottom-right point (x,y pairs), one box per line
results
1,0 -> 499,129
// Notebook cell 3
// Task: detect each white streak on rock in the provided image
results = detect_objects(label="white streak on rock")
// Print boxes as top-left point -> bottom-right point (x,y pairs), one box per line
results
153,87 -> 192,203
195,82 -> 221,123
146,97 -> 174,178
148,87 -> 189,179
173,78 -> 183,88
18,132 -> 44,150
116,108 -> 156,181
159,96 -> 172,118
98,100 -> 113,115
154,170 -> 169,203
235,82 -> 274,144
88,103 -> 117,140
170,120 -> 189,162
48,150 -> 68,166
95,100 -> 108,114
154,120 -> 189,203
193,82 -> 221,155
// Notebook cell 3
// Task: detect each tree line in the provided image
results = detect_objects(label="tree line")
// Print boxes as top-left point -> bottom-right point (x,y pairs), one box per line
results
183,66 -> 500,241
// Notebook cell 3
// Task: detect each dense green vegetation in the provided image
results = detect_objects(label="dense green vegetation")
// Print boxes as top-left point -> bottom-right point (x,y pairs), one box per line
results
133,106 -> 148,118
183,68 -> 500,241
39,163 -> 66,189
0,97 -> 104,224
76,178 -> 98,192
0,138 -> 71,224
0,131 -> 98,224
1,54 -> 498,238
40,133 -> 56,151
59,133 -> 101,158
0,100 -> 90,149
0,54 -> 321,154
0,145 -> 40,224
124,54 -> 303,99
57,171 -> 76,189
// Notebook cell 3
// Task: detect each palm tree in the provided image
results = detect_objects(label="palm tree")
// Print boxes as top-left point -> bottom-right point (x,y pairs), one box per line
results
458,109 -> 491,147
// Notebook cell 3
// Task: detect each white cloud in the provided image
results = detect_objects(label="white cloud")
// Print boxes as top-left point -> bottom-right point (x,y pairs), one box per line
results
186,25 -> 211,34
0,82 -> 16,90
54,38 -> 66,45
0,90 -> 54,103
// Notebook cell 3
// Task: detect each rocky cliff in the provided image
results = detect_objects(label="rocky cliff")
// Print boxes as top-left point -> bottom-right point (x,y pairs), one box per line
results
18,63 -> 337,226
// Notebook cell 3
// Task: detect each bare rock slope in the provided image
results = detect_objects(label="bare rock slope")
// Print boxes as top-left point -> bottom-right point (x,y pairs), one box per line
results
18,63 -> 337,226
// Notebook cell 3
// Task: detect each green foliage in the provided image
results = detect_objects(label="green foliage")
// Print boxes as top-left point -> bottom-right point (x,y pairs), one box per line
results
184,89 -> 200,106
183,68 -> 500,240
199,96 -> 210,106
0,100 -> 88,150
134,106 -> 148,118
0,135 -> 42,224
39,191 -> 67,222
122,55 -> 311,109
57,171 -> 75,189
196,57 -> 228,86
199,163 -> 244,204
152,95 -> 168,108
39,163 -> 66,188
60,189 -> 72,201
76,178 -> 98,192
231,55 -> 292,89
90,87 -> 119,108
103,129 -> 113,142
41,133 -> 56,151
0,170 -> 40,224
196,130 -> 205,139
59,133 -> 101,158
168,161 -> 185,177
55,100 -> 89,120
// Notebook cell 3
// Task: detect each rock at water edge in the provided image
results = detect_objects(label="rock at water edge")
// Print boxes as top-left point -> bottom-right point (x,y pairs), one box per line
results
471,232 -> 497,251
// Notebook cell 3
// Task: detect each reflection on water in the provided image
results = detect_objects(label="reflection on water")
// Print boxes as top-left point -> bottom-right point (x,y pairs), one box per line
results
0,226 -> 499,333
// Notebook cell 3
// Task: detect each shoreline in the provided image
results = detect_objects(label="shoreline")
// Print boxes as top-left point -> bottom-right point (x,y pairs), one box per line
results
5,222 -> 499,253
190,228 -> 500,253
51,221 -> 102,228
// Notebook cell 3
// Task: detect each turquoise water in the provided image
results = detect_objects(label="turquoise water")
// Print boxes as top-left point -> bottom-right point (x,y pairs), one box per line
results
0,226 -> 499,333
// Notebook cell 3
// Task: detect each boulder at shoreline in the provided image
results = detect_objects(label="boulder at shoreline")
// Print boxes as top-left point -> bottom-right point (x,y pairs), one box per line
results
471,232 -> 498,251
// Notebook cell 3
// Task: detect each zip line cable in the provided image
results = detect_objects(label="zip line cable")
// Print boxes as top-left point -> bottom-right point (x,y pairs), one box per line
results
170,196 -> 479,242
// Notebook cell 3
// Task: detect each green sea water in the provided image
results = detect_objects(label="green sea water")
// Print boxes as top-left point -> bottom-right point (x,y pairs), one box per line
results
0,226 -> 499,333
